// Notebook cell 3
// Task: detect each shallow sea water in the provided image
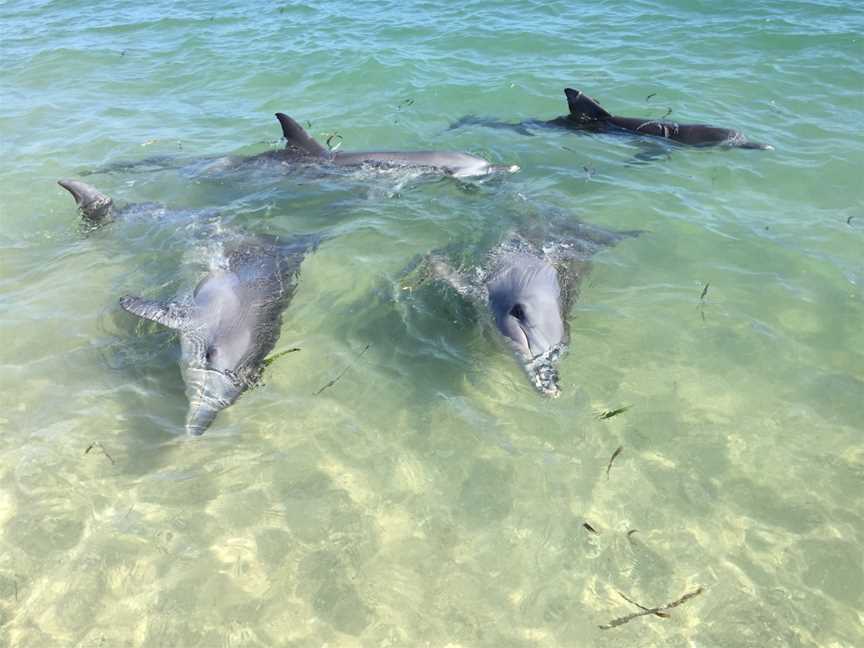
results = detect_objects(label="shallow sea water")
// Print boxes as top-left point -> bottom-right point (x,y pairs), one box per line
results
1,1 -> 863,646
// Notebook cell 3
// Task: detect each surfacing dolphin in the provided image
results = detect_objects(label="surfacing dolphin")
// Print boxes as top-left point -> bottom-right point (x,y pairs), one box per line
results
253,113 -> 520,178
84,114 -> 520,179
450,87 -> 772,150
405,222 -> 640,396
120,233 -> 319,435
58,179 -> 217,227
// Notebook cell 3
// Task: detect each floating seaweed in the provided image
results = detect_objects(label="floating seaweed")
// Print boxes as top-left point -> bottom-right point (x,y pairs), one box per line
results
315,344 -> 372,396
598,586 -> 704,630
324,133 -> 343,152
84,441 -> 115,465
262,347 -> 301,368
645,92 -> 657,102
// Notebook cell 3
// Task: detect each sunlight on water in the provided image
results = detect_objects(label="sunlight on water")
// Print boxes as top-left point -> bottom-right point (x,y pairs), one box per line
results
1,0 -> 862,646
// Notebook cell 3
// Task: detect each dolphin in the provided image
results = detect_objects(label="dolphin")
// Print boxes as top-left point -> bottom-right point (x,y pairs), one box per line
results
58,179 -> 217,226
119,233 -> 318,435
559,88 -> 773,149
252,113 -> 520,178
449,87 -> 772,150
405,222 -> 640,396
82,114 -> 520,179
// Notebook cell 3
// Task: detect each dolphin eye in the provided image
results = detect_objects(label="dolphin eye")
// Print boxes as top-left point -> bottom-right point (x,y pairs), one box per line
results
510,304 -> 526,321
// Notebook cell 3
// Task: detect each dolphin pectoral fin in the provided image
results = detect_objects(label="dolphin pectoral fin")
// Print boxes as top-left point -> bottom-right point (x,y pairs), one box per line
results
119,295 -> 190,330
274,113 -> 328,157
564,88 -> 612,123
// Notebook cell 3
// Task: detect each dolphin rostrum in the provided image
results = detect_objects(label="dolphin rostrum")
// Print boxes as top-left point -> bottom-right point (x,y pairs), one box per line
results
405,222 -> 640,396
120,233 -> 319,435
257,113 -> 520,178
450,87 -> 772,150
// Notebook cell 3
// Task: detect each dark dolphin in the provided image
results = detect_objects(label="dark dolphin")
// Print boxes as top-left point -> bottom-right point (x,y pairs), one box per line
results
406,222 -> 640,396
119,233 -> 319,435
560,88 -> 773,149
450,87 -> 772,150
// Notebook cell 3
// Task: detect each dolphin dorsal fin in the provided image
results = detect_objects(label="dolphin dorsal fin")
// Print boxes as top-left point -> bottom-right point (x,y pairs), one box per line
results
119,295 -> 190,330
564,88 -> 611,123
274,113 -> 328,157
57,179 -> 114,222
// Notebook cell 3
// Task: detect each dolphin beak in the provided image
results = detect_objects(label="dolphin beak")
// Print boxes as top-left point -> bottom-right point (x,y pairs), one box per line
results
185,403 -> 220,436
489,164 -> 520,174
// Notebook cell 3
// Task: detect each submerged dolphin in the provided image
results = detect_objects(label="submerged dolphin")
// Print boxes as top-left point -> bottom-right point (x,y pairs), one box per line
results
251,113 -> 520,178
120,233 -> 318,435
407,222 -> 639,396
58,179 -> 217,226
450,87 -> 772,150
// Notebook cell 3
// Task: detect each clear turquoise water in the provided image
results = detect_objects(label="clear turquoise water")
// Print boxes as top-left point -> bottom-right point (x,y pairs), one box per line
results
1,1 -> 863,646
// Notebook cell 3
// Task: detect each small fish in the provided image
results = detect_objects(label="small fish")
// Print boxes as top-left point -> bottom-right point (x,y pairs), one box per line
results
596,406 -> 630,420
606,445 -> 623,480
583,522 -> 599,534
700,282 -> 710,301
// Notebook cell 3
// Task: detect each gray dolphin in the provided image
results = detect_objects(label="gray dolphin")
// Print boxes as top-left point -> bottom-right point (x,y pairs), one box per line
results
450,87 -> 772,150
119,233 -> 318,435
58,179 -> 217,226
254,113 -> 520,178
408,223 -> 639,396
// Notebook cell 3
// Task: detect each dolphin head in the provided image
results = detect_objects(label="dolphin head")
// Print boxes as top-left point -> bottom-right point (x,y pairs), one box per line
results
487,256 -> 567,396
176,272 -> 265,435
182,365 -> 244,436
58,179 -> 114,223
179,333 -> 250,435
